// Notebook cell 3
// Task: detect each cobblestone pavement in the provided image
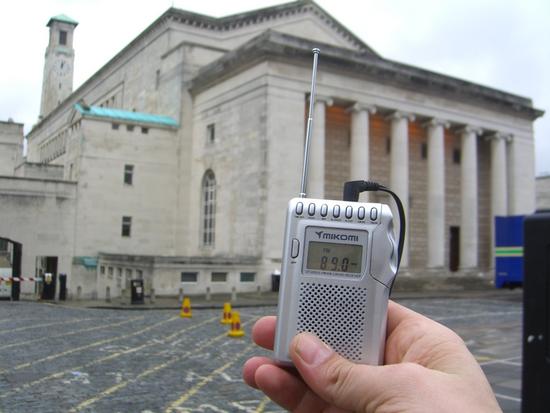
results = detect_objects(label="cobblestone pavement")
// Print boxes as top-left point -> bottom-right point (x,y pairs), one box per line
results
0,295 -> 522,413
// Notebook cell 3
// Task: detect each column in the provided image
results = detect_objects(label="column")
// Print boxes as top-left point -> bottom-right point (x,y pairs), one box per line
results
489,133 -> 509,217
425,119 -> 448,268
488,132 -> 510,267
308,96 -> 333,198
459,126 -> 481,269
348,103 -> 376,201
388,111 -> 414,268
508,135 -> 535,214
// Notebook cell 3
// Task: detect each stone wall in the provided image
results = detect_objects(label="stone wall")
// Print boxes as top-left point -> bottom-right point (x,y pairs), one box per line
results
536,176 -> 550,210
0,176 -> 76,295
0,120 -> 23,176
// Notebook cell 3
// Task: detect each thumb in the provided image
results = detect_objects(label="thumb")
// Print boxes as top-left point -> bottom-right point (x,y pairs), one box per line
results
289,332 -> 389,412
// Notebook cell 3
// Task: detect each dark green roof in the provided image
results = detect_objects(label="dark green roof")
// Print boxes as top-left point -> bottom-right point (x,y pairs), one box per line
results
75,104 -> 178,128
47,14 -> 78,27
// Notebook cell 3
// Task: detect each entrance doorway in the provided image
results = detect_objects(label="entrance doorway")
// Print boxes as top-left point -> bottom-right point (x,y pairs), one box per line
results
37,256 -> 58,300
449,226 -> 460,272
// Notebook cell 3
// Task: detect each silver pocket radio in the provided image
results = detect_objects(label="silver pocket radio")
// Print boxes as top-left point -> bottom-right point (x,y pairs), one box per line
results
273,49 -> 403,366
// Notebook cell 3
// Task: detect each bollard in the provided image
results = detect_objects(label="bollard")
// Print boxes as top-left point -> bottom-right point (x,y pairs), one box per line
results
206,286 -> 211,301
105,286 -> 111,303
220,302 -> 232,324
150,288 -> 155,304
256,285 -> 262,296
231,286 -> 237,302
180,296 -> 192,318
228,311 -> 245,338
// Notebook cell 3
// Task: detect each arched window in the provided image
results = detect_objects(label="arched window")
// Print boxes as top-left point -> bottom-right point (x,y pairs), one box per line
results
201,170 -> 216,246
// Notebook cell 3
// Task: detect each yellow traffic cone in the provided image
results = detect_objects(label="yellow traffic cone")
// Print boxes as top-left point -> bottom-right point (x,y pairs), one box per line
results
180,297 -> 192,318
228,311 -> 245,338
220,302 -> 232,324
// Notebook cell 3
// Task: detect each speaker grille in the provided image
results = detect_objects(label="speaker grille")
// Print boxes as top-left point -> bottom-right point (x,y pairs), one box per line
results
297,282 -> 367,361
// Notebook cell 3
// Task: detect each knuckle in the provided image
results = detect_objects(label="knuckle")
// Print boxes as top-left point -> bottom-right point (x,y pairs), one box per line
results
321,358 -> 359,405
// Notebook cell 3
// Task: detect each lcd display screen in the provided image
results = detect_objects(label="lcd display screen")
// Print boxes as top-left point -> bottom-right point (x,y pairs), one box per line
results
306,241 -> 362,274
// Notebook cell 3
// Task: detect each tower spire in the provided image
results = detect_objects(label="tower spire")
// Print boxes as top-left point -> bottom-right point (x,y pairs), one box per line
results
39,14 -> 78,120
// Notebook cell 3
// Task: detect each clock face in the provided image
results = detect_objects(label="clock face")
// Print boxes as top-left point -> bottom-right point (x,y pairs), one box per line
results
54,60 -> 71,76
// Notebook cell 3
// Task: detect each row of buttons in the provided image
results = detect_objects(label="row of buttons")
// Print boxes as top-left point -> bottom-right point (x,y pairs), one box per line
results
295,202 -> 378,221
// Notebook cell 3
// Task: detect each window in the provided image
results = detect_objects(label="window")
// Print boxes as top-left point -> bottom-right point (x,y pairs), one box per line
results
108,267 -> 114,279
453,148 -> 461,164
0,239 -> 8,252
181,272 -> 198,283
206,123 -> 215,144
59,30 -> 67,45
126,125 -> 134,132
125,268 -> 133,279
122,216 -> 132,237
136,270 -> 143,279
141,127 -> 148,134
100,265 -> 105,275
112,123 -> 119,130
201,170 -> 216,246
124,164 -> 134,185
211,272 -> 227,282
240,272 -> 255,282
421,143 -> 427,159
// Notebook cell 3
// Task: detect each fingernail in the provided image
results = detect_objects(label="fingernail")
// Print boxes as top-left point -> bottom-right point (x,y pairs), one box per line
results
295,333 -> 333,366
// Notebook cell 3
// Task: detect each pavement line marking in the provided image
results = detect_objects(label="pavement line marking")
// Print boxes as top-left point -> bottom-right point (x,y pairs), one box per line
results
434,311 -> 521,321
494,393 -> 521,403
0,315 -> 145,350
0,317 -> 45,326
0,317 -> 97,335
0,315 -> 180,374
71,318 -> 257,412
164,343 -> 256,412
254,396 -> 271,413
1,316 -> 219,399
479,356 -> 523,366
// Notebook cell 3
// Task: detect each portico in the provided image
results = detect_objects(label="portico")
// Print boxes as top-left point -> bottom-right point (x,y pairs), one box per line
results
306,95 -> 533,274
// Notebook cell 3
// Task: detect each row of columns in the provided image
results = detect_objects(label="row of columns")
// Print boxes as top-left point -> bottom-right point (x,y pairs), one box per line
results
307,99 -> 512,270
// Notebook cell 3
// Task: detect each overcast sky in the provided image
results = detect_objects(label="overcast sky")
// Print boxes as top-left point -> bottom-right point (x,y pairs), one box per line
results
1,0 -> 548,175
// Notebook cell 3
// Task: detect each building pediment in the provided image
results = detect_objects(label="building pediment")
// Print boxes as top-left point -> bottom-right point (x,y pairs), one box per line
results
163,0 -> 377,55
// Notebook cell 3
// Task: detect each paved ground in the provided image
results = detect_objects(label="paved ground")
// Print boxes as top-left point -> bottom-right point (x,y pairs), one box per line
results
0,292 -> 522,412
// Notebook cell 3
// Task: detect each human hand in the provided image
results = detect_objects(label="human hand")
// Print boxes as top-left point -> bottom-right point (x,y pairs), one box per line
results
243,301 -> 502,412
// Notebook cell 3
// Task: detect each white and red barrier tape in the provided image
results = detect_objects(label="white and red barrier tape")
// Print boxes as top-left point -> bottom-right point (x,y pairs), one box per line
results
0,277 -> 42,282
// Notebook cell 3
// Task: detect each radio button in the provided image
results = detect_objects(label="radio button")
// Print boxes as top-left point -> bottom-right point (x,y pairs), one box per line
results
333,205 -> 340,218
291,238 -> 300,258
370,207 -> 378,221
296,202 -> 304,215
358,206 -> 366,220
320,204 -> 328,217
308,203 -> 316,216
345,206 -> 353,219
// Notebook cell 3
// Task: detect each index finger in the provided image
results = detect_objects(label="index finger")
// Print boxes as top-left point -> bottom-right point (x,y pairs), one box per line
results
252,316 -> 277,350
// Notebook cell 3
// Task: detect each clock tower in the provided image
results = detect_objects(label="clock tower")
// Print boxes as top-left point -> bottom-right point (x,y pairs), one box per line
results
39,14 -> 78,119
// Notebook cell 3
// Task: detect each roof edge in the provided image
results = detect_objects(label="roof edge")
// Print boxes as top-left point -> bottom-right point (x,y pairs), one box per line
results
191,30 -> 543,121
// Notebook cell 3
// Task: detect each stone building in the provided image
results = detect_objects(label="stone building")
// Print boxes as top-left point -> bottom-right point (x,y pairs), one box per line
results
0,1 -> 543,299
536,175 -> 550,210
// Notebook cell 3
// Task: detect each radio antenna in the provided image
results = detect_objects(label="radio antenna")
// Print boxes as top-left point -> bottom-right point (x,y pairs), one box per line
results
299,48 -> 320,198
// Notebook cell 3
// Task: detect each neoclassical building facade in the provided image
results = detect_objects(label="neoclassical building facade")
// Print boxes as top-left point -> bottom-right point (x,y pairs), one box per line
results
0,1 -> 543,299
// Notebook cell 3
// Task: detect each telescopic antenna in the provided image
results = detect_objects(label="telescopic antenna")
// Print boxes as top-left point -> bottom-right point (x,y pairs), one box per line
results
299,48 -> 320,198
